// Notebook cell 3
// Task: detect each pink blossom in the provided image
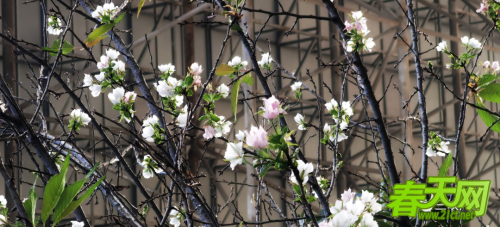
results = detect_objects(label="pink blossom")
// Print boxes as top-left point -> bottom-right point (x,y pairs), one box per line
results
203,125 -> 215,140
492,61 -> 500,71
484,61 -> 491,68
261,95 -> 286,119
123,91 -> 137,104
190,62 -> 203,76
344,21 -> 355,31
245,126 -> 268,149
477,3 -> 488,13
193,76 -> 202,87
341,188 -> 356,203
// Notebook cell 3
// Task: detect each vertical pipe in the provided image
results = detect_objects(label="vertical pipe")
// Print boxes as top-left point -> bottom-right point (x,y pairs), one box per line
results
242,0 -> 257,221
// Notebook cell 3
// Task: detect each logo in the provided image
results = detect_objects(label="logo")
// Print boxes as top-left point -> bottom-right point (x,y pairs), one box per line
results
387,176 -> 491,220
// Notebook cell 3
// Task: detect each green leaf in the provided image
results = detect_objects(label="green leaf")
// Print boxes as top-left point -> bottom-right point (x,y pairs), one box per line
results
479,83 -> 500,103
238,221 -> 243,227
185,76 -> 194,86
231,23 -> 243,31
438,154 -> 453,177
84,23 -> 116,47
477,99 -> 500,133
231,79 -> 241,122
113,13 -> 126,24
137,0 -> 147,18
52,162 -> 100,225
478,74 -> 500,88
54,176 -> 105,224
215,64 -> 235,76
241,74 -> 253,85
41,153 -> 71,226
41,39 -> 74,57
259,162 -> 273,178
293,185 -> 303,196
209,113 -> 220,122
23,175 -> 38,224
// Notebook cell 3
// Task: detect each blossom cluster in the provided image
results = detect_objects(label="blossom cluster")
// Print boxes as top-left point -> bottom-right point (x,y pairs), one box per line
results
224,126 -> 268,170
344,12 -> 375,52
138,155 -> 165,179
68,109 -> 91,132
108,87 -> 137,123
228,56 -> 248,69
476,0 -> 491,14
436,37 -> 482,69
320,189 -> 381,227
168,207 -> 185,227
260,95 -> 286,119
426,131 -> 451,157
141,115 -> 163,143
258,52 -> 273,70
92,2 -> 119,22
289,160 -> 313,186
322,99 -> 353,143
47,16 -> 63,35
83,49 -> 125,97
291,81 -> 303,99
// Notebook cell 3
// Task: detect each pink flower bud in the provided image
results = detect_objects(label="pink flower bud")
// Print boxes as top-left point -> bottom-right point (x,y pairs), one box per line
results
203,125 -> 215,140
245,126 -> 268,149
261,95 -> 286,119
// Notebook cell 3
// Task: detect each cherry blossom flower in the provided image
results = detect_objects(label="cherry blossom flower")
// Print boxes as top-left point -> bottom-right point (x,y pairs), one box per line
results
193,76 -> 202,87
190,62 -> 203,76
169,208 -> 182,227
360,213 -> 378,227
203,125 -> 215,140
426,140 -> 451,157
245,125 -> 268,149
331,210 -> 358,227
106,49 -> 120,60
217,83 -> 230,98
71,221 -> 85,227
364,37 -> 375,52
436,41 -> 447,52
483,61 -> 491,68
47,16 -> 63,35
462,36 -> 481,49
0,196 -> 7,207
89,84 -> 102,97
290,81 -> 302,91
142,115 -> 158,142
97,55 -> 109,69
224,142 -> 244,170
294,113 -> 307,130
158,63 -> 175,74
290,160 -> 313,186
176,106 -> 189,128
139,155 -> 164,179
492,61 -> 500,71
70,109 -> 91,126
257,53 -> 272,67
261,95 -> 286,119
228,56 -> 242,66
108,87 -> 125,105
235,130 -> 245,141
123,91 -> 137,104
477,3 -> 488,13
112,60 -> 126,72
83,74 -> 93,87
95,72 -> 106,82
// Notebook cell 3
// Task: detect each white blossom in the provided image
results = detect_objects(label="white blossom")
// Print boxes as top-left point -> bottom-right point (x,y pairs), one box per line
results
97,55 -> 109,69
290,81 -> 302,91
70,109 -> 91,126
228,56 -> 242,66
142,116 -> 158,143
214,116 -> 232,137
364,37 -> 375,52
216,83 -> 230,98
346,40 -> 355,52
89,84 -> 102,97
159,63 -> 175,73
83,74 -> 93,87
169,209 -> 182,227
224,142 -> 244,170
325,99 -> 339,111
360,213 -> 378,227
341,101 -> 354,116
112,60 -> 126,72
174,95 -> 184,107
92,6 -> 104,18
0,100 -> 6,112
257,53 -> 272,67
462,36 -> 482,49
290,160 -> 313,185
71,221 -> 85,227
294,113 -> 306,130
0,195 -> 7,207
47,17 -> 63,35
95,72 -> 106,82
190,62 -> 203,76
177,106 -> 189,128
436,41 -> 447,52
106,49 -> 120,60
108,87 -> 125,105
155,80 -> 175,98
331,210 -> 358,227
235,130 -> 245,141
